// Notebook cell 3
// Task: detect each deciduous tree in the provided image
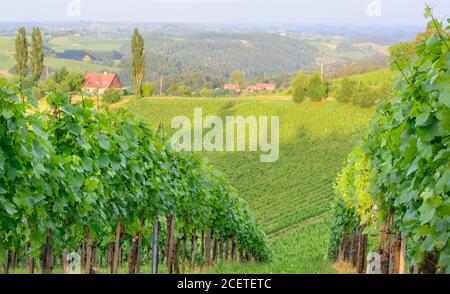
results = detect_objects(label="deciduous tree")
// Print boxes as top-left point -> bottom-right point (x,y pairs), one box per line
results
30,27 -> 44,81
131,29 -> 145,98
15,27 -> 28,78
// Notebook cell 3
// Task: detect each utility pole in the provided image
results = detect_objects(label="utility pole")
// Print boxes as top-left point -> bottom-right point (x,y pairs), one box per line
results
160,76 -> 163,96
320,62 -> 324,80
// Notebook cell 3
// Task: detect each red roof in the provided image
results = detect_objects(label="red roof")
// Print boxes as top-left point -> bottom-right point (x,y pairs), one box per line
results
255,83 -> 276,91
224,84 -> 241,92
83,72 -> 122,89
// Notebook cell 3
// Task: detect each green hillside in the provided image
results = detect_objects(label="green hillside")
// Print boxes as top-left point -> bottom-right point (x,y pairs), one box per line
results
47,35 -> 126,52
125,97 -> 373,272
332,69 -> 395,85
126,98 -> 372,233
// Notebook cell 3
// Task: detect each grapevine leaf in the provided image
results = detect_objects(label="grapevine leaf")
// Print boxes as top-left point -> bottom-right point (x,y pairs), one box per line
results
435,170 -> 450,194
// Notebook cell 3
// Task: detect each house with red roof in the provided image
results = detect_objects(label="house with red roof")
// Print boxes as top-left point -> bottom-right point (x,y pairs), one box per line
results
224,84 -> 241,93
82,72 -> 123,94
244,83 -> 276,93
255,83 -> 276,91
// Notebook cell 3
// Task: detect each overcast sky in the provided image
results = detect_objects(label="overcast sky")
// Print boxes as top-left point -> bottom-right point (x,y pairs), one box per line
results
0,0 -> 448,26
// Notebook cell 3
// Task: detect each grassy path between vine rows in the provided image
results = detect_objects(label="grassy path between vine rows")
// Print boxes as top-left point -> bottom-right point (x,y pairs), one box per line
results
205,217 -> 336,274
267,212 -> 329,239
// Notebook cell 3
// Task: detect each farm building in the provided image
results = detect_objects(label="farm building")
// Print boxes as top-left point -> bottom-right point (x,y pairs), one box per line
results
83,72 -> 123,94
224,84 -> 241,92
255,83 -> 276,91
245,83 -> 276,93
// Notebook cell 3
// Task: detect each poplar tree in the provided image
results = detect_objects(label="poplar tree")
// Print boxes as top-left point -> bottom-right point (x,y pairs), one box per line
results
131,29 -> 145,97
30,27 -> 44,81
15,27 -> 28,78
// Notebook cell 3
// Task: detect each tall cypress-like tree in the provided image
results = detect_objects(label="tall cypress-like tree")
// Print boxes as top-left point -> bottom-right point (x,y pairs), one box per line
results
15,27 -> 28,78
30,27 -> 44,81
131,29 -> 145,97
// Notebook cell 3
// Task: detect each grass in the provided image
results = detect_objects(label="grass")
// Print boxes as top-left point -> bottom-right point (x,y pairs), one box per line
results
47,36 -> 126,52
206,218 -> 336,274
126,98 -> 372,234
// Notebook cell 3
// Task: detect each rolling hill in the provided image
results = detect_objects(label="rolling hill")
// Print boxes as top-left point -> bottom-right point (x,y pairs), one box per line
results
124,97 -> 373,273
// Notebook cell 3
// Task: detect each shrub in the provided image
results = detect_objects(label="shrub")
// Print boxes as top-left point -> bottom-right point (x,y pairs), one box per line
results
64,73 -> 84,92
32,86 -> 45,100
291,71 -> 327,102
141,82 -> 155,97
167,83 -> 192,97
199,87 -> 212,97
307,72 -> 326,101
42,79 -> 58,93
102,89 -> 121,104
336,78 -> 355,103
7,76 -> 34,93
291,71 -> 308,103
58,80 -> 71,93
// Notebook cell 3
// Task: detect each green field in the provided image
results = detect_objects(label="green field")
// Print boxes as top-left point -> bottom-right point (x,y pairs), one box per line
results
47,36 -> 126,52
125,97 -> 373,273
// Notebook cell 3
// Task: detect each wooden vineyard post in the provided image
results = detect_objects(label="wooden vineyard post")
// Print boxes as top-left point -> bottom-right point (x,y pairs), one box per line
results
399,232 -> 406,274
231,237 -> 237,262
225,239 -> 229,261
112,221 -> 122,274
93,245 -> 97,268
200,231 -> 205,271
182,238 -> 187,273
212,238 -> 218,264
342,233 -> 350,261
239,246 -> 244,262
151,216 -> 159,274
27,243 -> 35,274
219,232 -> 224,261
356,226 -> 368,274
107,243 -> 114,273
206,229 -> 212,266
62,249 -> 68,274
40,231 -> 54,274
388,212 -> 401,274
172,238 -> 180,274
11,251 -> 17,272
127,240 -> 133,274
3,250 -> 11,274
128,233 -> 140,274
136,220 -> 143,274
190,232 -> 197,271
166,215 -> 175,274
85,228 -> 93,274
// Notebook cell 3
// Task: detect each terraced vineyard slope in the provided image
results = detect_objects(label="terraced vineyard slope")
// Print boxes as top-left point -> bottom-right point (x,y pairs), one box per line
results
126,98 -> 373,234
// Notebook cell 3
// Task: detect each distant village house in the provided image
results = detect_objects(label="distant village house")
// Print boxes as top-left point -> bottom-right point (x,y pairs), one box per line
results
224,83 -> 276,94
245,83 -> 276,93
83,72 -> 123,94
224,84 -> 241,93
